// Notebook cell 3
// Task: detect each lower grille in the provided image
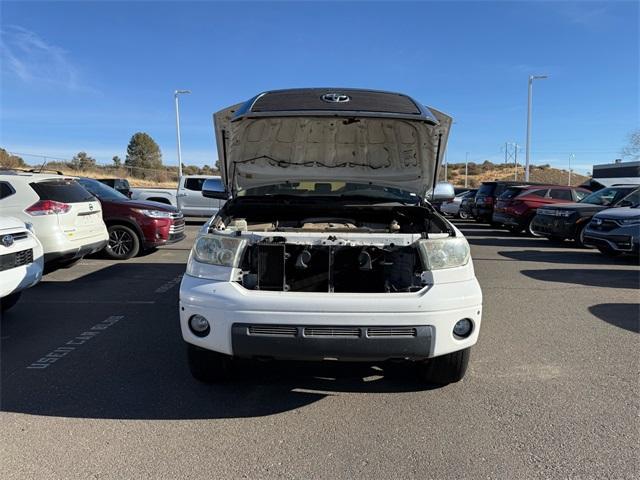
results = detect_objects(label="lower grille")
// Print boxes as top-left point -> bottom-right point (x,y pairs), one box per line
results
248,325 -> 298,337
303,327 -> 361,338
367,327 -> 417,338
0,248 -> 34,272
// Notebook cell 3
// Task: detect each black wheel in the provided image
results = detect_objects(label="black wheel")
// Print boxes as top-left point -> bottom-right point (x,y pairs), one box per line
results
105,225 -> 140,260
1,292 -> 22,313
459,210 -> 469,220
508,225 -> 523,234
187,344 -> 234,383
418,348 -> 470,385
526,218 -> 543,237
574,223 -> 588,247
597,246 -> 623,257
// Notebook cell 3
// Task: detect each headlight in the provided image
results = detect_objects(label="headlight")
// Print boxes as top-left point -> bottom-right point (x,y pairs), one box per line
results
540,209 -> 572,217
192,234 -> 246,267
418,237 -> 470,270
134,209 -> 173,218
618,217 -> 640,226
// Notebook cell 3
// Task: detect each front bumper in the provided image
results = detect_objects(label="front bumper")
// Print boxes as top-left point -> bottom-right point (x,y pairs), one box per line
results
584,228 -> 639,253
179,275 -> 482,360
530,214 -> 577,238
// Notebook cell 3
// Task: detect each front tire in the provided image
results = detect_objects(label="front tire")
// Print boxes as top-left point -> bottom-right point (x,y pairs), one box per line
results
105,225 -> 140,260
418,348 -> 470,385
458,210 -> 469,220
574,223 -> 588,247
527,218 -> 543,237
187,344 -> 234,383
1,292 -> 22,313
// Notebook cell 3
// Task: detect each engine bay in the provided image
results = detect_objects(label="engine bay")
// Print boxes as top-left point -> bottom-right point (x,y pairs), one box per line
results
210,197 -> 453,293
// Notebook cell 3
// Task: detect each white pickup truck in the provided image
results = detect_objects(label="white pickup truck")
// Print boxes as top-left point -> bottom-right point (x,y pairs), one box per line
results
130,175 -> 225,217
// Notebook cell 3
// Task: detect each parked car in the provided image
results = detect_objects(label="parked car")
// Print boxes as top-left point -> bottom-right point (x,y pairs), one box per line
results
531,185 -> 640,245
584,190 -> 640,256
0,172 -> 108,266
0,217 -> 44,312
492,185 -> 591,235
130,175 -> 225,217
77,178 -> 186,259
473,181 -> 543,224
441,189 -> 477,218
431,187 -> 467,212
96,178 -> 132,197
180,88 -> 482,386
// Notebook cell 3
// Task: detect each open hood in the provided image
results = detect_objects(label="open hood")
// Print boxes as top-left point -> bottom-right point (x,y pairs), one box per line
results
213,89 -> 452,198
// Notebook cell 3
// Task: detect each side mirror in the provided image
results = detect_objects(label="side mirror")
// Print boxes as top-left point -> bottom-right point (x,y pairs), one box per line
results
427,182 -> 456,202
201,178 -> 229,199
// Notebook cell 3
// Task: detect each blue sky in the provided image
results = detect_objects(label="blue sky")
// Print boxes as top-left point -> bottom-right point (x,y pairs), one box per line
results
1,1 -> 637,175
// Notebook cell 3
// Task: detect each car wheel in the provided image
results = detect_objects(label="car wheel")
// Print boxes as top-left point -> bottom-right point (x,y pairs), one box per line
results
1,292 -> 22,313
459,210 -> 469,220
527,218 -> 543,237
574,223 -> 588,247
105,225 -> 140,260
187,344 -> 234,383
597,246 -> 623,257
418,348 -> 470,385
508,225 -> 523,234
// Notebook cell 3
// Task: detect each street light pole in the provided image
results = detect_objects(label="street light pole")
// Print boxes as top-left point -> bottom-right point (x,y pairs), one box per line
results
465,152 -> 469,188
174,89 -> 191,179
525,75 -> 548,182
568,153 -> 574,186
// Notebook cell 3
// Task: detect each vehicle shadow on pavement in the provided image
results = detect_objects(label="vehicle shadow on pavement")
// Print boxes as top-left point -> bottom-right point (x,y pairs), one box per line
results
521,268 -> 640,289
588,303 -> 640,333
499,249 -> 635,265
1,262 -> 438,421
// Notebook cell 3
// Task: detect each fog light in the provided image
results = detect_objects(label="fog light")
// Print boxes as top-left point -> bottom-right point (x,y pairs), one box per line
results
453,318 -> 473,338
188,314 -> 210,337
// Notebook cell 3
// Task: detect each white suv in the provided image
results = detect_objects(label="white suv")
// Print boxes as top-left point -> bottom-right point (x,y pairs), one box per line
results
0,216 -> 44,312
179,89 -> 483,385
0,172 -> 108,266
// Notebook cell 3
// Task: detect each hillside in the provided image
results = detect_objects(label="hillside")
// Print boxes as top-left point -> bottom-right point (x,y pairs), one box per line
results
441,162 -> 588,188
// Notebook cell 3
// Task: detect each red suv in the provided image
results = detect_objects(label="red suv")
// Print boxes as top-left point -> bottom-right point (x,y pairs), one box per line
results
78,178 -> 185,259
492,185 -> 591,235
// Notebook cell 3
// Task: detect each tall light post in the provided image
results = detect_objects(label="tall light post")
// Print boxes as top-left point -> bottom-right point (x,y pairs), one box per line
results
525,74 -> 548,181
465,152 -> 469,188
174,89 -> 191,179
568,153 -> 575,186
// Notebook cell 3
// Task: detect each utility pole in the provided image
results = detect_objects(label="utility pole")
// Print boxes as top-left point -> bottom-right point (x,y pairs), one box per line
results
514,144 -> 519,181
465,152 -> 469,188
174,89 -> 191,179
525,75 -> 548,182
504,142 -> 508,164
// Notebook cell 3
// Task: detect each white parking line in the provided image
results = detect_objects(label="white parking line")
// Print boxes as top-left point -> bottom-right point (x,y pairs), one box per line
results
26,315 -> 124,370
155,274 -> 183,294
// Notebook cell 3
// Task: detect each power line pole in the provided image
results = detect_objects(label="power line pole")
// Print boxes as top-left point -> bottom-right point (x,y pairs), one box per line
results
514,143 -> 519,181
174,89 -> 191,179
504,142 -> 508,164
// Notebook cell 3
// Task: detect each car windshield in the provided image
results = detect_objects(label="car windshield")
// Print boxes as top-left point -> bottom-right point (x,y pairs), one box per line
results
78,178 -> 128,200
579,187 -> 636,206
240,181 -> 420,204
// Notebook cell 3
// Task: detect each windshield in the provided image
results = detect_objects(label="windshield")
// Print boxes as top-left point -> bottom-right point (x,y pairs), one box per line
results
240,181 -> 420,204
618,189 -> 640,207
579,187 -> 636,206
78,178 -> 128,200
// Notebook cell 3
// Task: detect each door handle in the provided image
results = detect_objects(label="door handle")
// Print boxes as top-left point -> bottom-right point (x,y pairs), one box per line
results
177,193 -> 188,197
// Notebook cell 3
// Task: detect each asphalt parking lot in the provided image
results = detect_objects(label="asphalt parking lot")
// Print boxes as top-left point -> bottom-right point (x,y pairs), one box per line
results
1,219 -> 639,479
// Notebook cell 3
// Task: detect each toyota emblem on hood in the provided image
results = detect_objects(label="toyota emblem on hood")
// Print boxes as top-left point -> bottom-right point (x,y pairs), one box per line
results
1,234 -> 14,247
321,93 -> 351,103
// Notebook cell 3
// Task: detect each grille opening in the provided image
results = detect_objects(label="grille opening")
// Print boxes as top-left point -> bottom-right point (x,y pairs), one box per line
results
366,327 -> 417,338
303,327 -> 361,338
248,325 -> 298,337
